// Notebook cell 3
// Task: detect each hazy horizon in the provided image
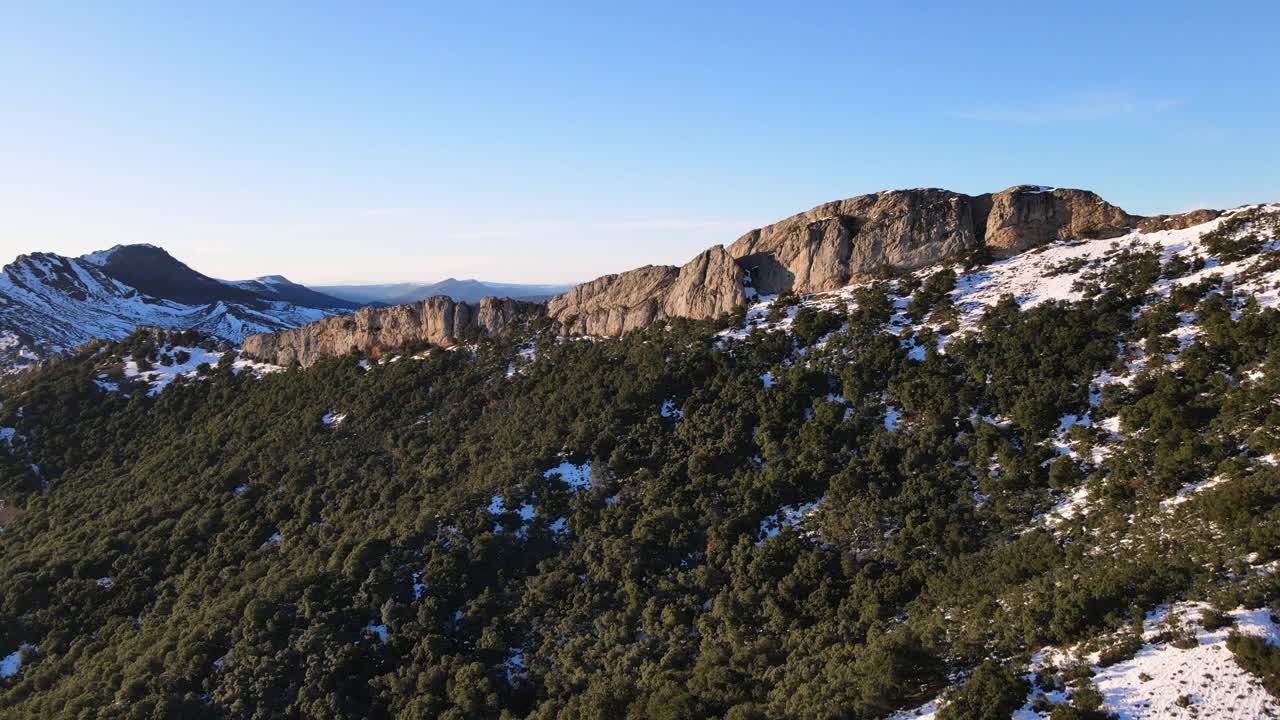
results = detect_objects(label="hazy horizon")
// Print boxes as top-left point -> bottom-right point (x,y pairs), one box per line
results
3,2 -> 1277,285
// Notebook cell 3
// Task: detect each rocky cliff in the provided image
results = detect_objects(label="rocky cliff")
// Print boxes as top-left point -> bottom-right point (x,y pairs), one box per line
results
242,295 -> 543,367
241,184 -> 1221,364
978,185 -> 1137,255
545,185 -> 1220,333
726,188 -> 982,294
546,246 -> 747,336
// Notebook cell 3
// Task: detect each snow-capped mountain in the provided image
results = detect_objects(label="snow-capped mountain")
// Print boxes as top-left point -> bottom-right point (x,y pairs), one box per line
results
0,244 -> 357,371
315,277 -> 576,306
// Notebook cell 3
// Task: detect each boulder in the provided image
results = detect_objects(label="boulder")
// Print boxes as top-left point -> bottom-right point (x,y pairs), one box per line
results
980,185 -> 1136,255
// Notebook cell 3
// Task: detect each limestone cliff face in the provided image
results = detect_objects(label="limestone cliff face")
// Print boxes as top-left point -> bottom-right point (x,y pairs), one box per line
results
546,185 -> 1218,335
242,296 -> 542,367
727,189 -> 982,294
980,185 -> 1137,256
545,246 -> 747,336
242,185 -> 1223,364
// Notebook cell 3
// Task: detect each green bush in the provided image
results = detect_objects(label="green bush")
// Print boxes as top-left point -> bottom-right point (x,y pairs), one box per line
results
938,661 -> 1029,720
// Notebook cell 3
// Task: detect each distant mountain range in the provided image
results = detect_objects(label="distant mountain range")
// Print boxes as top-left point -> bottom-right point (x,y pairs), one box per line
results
0,244 -> 576,372
314,279 -> 575,306
0,244 -> 358,371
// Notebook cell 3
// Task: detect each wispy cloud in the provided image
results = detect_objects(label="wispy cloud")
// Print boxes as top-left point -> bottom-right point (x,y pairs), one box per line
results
949,90 -> 1185,123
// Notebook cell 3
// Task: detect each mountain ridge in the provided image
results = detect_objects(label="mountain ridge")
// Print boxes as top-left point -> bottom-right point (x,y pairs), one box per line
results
315,278 -> 575,306
2,200 -> 1278,718
0,244 -> 357,372
243,184 -> 1227,366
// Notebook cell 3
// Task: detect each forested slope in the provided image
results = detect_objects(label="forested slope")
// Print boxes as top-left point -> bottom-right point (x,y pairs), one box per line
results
1,207 -> 1279,719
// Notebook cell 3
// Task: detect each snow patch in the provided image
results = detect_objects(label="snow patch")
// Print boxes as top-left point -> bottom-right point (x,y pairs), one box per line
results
545,461 -> 592,491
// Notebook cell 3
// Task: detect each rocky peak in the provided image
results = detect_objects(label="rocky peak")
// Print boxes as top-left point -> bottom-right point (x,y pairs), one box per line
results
978,185 -> 1137,255
727,188 -> 982,295
241,184 -> 1224,364
544,185 -> 1222,338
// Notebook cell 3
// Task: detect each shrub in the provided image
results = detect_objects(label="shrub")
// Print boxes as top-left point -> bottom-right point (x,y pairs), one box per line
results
1200,608 -> 1235,631
1096,633 -> 1144,667
1226,632 -> 1280,697
766,290 -> 800,322
938,661 -> 1029,720
791,308 -> 843,347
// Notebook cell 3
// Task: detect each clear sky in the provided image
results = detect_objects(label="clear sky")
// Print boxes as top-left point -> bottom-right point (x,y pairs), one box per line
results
2,2 -> 1277,285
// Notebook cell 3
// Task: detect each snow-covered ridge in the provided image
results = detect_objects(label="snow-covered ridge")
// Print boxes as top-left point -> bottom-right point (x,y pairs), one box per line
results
720,203 -> 1280,352
0,246 -> 355,373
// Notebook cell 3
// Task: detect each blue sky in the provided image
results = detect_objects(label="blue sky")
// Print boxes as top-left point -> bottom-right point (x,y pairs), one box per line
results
1,2 -> 1277,284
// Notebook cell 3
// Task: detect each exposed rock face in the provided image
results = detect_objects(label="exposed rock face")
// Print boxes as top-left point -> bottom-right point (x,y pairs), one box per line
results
242,296 -> 542,367
663,246 -> 747,319
1136,209 -> 1223,233
547,185 -> 1219,335
547,246 -> 747,336
244,185 -> 1226,364
546,265 -> 678,336
980,185 -> 1137,256
727,188 -> 982,294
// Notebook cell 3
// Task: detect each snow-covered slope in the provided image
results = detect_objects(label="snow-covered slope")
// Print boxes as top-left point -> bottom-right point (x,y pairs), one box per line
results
891,602 -> 1280,720
0,245 -> 354,372
722,203 -> 1280,345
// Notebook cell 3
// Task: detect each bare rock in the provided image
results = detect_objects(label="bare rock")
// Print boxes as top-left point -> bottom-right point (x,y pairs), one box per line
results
546,264 -> 678,336
244,184 -> 1215,364
662,246 -> 747,319
1136,208 -> 1222,233
727,189 -> 981,294
981,185 -> 1136,256
547,246 -> 747,335
242,295 -> 541,367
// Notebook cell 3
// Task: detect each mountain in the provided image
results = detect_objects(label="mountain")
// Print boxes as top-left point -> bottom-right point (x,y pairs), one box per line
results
0,244 -> 357,371
229,275 -> 363,311
545,185 -> 1223,336
315,278 -> 575,306
1,195 -> 1278,718
241,185 -> 1227,366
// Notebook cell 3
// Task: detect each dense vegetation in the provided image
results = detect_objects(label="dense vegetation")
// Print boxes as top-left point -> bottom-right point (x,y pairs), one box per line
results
1,226 -> 1279,719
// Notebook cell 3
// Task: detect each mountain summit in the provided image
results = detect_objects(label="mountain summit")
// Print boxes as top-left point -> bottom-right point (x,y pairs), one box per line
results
0,244 -> 356,371
546,185 -> 1220,336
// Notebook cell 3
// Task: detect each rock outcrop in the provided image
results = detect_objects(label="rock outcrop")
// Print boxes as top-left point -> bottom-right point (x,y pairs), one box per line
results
726,188 -> 982,294
1135,208 -> 1223,233
242,295 -> 542,367
979,185 -> 1137,255
546,246 -> 747,336
242,184 -> 1226,365
547,185 -> 1221,334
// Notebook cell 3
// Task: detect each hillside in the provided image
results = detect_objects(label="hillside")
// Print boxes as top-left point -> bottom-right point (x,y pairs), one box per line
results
0,245 -> 357,371
0,201 -> 1277,718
